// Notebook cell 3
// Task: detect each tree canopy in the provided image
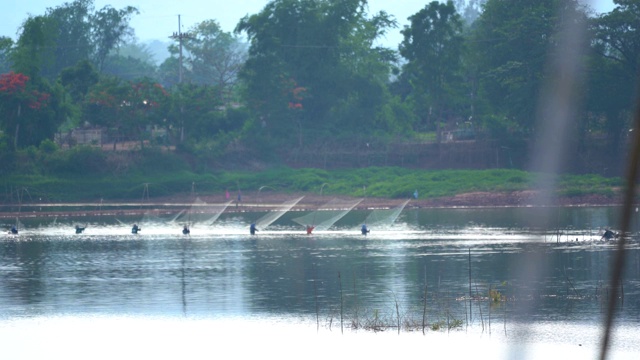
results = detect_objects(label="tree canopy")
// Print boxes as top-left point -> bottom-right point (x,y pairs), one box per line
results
0,0 -> 638,176
235,0 -> 399,145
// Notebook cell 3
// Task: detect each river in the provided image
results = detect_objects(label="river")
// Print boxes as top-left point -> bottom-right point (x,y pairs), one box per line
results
1,206 -> 639,359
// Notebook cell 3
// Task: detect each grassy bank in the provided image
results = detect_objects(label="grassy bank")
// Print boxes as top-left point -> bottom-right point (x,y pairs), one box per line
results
1,166 -> 622,204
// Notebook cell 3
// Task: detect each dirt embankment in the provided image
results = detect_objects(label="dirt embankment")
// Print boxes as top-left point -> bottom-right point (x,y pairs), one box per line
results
415,191 -> 623,208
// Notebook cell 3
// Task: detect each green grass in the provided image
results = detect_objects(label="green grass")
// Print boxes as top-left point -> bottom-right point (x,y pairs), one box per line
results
1,166 -> 623,203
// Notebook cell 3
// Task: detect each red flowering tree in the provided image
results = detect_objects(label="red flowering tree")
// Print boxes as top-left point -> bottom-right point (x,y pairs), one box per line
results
125,79 -> 170,148
0,71 -> 52,149
84,77 -> 170,149
283,77 -> 306,146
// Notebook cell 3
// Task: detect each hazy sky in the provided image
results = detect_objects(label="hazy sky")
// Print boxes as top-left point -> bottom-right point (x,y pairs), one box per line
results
2,0 -> 616,49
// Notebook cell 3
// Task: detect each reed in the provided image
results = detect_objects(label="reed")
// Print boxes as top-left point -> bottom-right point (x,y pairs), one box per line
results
338,271 -> 344,334
475,283 -> 485,331
314,263 -> 319,332
394,293 -> 400,335
468,248 -> 473,323
352,268 -> 359,327
422,264 -> 428,335
488,284 -> 492,335
504,283 -> 508,335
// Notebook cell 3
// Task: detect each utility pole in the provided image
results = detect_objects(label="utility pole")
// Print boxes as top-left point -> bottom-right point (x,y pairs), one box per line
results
169,14 -> 193,84
169,15 -> 193,142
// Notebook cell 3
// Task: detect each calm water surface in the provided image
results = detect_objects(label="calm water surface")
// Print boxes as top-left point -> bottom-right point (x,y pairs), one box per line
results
1,206 -> 639,359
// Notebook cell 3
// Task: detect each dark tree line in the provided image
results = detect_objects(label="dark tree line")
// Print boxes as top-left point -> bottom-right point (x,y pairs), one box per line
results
0,0 -> 638,174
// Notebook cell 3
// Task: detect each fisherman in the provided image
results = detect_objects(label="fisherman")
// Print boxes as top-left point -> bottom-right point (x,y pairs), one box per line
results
10,226 -> 18,235
75,225 -> 86,234
306,225 -> 314,235
601,229 -> 617,241
250,223 -> 258,235
182,225 -> 190,235
361,224 -> 370,236
131,224 -> 140,234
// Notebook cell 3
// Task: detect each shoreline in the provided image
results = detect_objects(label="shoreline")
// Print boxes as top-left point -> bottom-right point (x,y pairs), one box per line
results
0,191 -> 624,219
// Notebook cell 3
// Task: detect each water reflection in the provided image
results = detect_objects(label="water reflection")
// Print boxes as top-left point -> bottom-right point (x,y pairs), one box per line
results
1,207 -> 639,358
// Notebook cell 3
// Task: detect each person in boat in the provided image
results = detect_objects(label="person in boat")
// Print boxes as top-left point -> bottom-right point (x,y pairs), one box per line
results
361,224 -> 370,236
182,225 -> 190,235
10,226 -> 18,235
131,224 -> 140,234
601,229 -> 618,241
306,225 -> 314,235
75,225 -> 86,234
250,223 -> 258,235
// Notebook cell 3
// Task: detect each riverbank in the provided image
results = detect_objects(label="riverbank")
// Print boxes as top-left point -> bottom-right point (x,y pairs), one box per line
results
0,190 -> 624,220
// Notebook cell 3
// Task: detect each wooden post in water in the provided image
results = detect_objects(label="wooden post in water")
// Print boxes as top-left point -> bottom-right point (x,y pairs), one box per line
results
504,283 -> 508,335
338,271 -> 343,334
395,295 -> 400,335
314,263 -> 319,332
476,283 -> 484,332
468,249 -> 472,323
422,264 -> 428,335
488,284 -> 492,335
353,268 -> 358,328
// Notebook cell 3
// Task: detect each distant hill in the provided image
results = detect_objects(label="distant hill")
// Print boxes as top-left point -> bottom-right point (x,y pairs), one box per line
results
143,39 -> 171,65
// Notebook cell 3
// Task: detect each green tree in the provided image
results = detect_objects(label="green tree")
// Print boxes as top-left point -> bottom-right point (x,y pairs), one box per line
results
101,41 -> 158,81
399,1 -> 466,136
84,76 -> 169,149
82,76 -> 128,149
588,0 -> 640,147
471,0 -> 588,136
0,72 -> 65,150
10,15 -> 57,78
235,0 -> 397,146
11,1 -> 137,80
0,37 -> 13,73
59,59 -> 99,103
169,84 -> 224,141
42,0 -> 93,79
164,83 -> 246,161
157,56 -> 181,88
90,4 -> 139,71
7,15 -> 75,149
126,78 -> 170,148
175,20 -> 246,103
102,54 -> 157,81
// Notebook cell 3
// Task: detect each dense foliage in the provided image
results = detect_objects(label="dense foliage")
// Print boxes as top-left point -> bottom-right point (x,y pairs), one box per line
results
0,145 -> 621,202
0,0 -> 638,185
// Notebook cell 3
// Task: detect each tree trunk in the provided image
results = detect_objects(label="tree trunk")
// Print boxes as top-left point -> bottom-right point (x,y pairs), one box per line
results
13,123 -> 19,150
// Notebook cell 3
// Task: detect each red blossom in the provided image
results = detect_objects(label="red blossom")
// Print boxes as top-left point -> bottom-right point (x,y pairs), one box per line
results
0,72 -> 29,94
282,77 -> 306,110
153,83 -> 169,97
291,86 -> 306,100
27,91 -> 50,110
88,91 -> 118,107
